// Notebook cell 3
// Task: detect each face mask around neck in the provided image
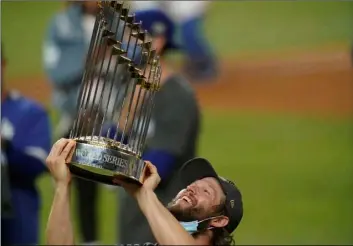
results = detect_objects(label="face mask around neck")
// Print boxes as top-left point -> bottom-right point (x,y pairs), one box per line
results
179,216 -> 222,235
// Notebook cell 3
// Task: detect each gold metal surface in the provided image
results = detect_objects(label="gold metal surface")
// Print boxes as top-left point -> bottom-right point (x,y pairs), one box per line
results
69,0 -> 160,185
73,136 -> 139,158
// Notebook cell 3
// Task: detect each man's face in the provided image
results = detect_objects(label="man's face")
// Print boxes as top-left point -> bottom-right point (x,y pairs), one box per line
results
167,177 -> 225,221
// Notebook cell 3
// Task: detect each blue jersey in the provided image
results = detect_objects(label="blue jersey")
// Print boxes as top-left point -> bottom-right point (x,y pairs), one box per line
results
1,91 -> 51,245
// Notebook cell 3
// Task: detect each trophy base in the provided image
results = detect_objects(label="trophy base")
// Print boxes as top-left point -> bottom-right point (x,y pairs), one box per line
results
67,137 -> 145,186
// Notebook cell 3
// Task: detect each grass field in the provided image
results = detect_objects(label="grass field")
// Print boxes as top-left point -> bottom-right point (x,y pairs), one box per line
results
2,1 -> 353,245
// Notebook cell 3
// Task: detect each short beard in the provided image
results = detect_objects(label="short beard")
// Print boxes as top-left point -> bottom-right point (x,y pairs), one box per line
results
167,196 -> 226,223
167,199 -> 203,222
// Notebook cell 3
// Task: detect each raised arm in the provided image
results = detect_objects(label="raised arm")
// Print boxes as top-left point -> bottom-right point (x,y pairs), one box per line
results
45,139 -> 76,245
47,182 -> 73,245
115,162 -> 197,245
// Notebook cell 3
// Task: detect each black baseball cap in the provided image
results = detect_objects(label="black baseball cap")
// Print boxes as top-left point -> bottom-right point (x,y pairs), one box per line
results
134,9 -> 181,50
178,157 -> 243,233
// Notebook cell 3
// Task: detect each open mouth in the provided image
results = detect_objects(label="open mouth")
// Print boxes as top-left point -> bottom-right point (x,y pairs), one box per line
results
175,189 -> 197,206
182,196 -> 192,204
180,195 -> 196,206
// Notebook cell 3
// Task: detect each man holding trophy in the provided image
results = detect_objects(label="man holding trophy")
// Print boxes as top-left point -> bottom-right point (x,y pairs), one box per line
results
44,2 -> 243,245
46,139 -> 243,245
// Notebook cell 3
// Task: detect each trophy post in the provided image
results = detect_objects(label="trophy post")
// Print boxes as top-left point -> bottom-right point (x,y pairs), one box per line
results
66,1 -> 162,186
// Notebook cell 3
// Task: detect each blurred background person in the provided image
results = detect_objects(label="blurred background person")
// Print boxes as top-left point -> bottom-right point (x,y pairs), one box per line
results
42,2 -> 101,245
130,1 -> 218,82
1,43 -> 51,245
115,9 -> 201,244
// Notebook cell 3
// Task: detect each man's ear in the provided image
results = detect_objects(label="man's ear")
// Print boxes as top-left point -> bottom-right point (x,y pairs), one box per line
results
209,215 -> 229,228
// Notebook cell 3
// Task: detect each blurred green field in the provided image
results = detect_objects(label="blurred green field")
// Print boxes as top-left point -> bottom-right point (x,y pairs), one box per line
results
38,112 -> 353,244
2,1 -> 353,245
2,1 -> 353,78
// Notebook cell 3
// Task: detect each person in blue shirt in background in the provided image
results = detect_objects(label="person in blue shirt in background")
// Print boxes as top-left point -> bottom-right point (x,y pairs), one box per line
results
1,43 -> 52,245
114,9 -> 201,244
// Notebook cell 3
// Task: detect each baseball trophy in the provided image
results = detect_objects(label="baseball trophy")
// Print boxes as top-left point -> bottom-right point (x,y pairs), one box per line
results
67,1 -> 161,186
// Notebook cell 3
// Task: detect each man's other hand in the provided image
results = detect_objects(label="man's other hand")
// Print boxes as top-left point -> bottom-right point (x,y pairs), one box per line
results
113,161 -> 161,198
141,161 -> 161,191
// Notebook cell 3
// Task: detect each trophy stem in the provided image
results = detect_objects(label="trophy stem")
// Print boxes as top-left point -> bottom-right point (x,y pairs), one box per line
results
102,4 -> 132,140
104,64 -> 128,139
118,34 -> 142,144
113,30 -> 144,142
76,21 -> 107,140
82,16 -> 117,141
71,13 -> 103,139
120,84 -> 139,144
93,8 -> 131,141
90,55 -> 114,139
112,68 -> 131,142
136,65 -> 161,154
130,52 -> 154,152
131,89 -> 149,153
97,63 -> 122,140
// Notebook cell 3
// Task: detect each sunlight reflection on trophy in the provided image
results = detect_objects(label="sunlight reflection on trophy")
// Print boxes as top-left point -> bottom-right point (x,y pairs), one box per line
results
67,1 -> 161,186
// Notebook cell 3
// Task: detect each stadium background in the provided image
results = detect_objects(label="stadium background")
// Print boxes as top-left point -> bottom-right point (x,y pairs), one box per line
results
2,1 -> 353,244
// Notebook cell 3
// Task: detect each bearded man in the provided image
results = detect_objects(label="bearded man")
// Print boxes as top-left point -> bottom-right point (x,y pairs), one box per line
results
45,139 -> 243,245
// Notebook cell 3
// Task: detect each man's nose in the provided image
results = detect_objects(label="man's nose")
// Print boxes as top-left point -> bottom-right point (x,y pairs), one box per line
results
186,184 -> 197,194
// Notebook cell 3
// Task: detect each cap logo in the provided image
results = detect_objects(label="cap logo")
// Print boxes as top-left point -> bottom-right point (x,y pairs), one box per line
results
152,22 -> 166,34
230,199 -> 235,208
